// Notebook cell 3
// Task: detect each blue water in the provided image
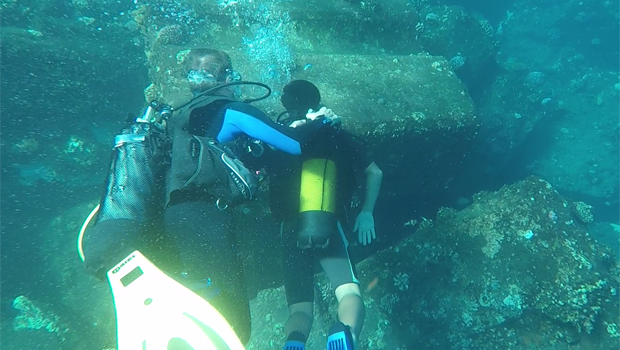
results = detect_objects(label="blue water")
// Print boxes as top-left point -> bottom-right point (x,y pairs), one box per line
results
1,0 -> 618,349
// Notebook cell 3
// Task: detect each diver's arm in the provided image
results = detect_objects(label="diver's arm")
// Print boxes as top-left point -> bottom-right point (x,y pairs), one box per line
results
217,102 -> 303,155
343,130 -> 383,214
360,162 -> 383,214
343,123 -> 383,245
354,161 -> 383,246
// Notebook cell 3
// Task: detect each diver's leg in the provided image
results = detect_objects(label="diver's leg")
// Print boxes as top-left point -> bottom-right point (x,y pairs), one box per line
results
285,302 -> 313,345
164,199 -> 251,344
334,283 -> 364,347
319,221 -> 364,348
281,220 -> 315,346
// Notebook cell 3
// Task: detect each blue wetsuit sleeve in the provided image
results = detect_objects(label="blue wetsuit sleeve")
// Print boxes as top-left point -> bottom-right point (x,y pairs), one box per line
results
217,102 -> 302,155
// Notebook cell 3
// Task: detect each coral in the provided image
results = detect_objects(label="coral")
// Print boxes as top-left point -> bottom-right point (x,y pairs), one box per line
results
71,0 -> 90,9
14,163 -> 58,186
524,71 -> 546,87
606,322 -> 620,338
62,135 -> 98,167
393,272 -> 410,291
131,5 -> 150,33
572,201 -> 595,224
449,54 -> 466,70
154,24 -> 186,46
144,83 -> 159,103
12,296 -> 62,334
64,135 -> 84,153
379,294 -> 399,315
12,136 -> 39,153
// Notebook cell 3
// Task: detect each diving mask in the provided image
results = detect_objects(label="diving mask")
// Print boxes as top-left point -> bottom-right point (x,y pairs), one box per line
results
187,69 -> 242,84
187,70 -> 217,84
226,68 -> 242,82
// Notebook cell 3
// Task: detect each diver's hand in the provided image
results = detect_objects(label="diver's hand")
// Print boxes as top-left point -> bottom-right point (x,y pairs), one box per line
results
306,107 -> 341,126
289,119 -> 308,128
289,111 -> 340,129
353,211 -> 376,246
305,107 -> 329,120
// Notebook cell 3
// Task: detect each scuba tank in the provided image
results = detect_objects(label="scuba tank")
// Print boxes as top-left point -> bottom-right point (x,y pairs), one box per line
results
297,157 -> 338,249
97,101 -> 171,223
276,96 -> 341,250
79,101 -> 171,277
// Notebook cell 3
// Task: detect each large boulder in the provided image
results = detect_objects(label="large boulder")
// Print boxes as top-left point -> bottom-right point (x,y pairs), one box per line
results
354,176 -> 619,348
146,49 -> 478,201
289,53 -> 477,201
414,5 -> 499,96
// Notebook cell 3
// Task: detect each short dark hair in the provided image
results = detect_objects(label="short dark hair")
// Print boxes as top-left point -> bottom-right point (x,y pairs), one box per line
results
185,48 -> 233,85
281,80 -> 321,113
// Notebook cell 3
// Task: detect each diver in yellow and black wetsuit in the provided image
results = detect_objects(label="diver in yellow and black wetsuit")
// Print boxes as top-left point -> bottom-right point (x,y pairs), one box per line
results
262,80 -> 384,350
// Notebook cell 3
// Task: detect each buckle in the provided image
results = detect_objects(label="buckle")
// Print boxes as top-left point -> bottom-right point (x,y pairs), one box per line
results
215,198 -> 228,211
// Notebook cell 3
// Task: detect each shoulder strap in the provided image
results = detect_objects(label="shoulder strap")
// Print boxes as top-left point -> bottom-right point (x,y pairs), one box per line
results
171,95 -> 232,128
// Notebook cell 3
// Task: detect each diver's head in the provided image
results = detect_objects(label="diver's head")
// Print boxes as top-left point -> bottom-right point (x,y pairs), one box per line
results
281,80 -> 321,118
185,48 -> 238,96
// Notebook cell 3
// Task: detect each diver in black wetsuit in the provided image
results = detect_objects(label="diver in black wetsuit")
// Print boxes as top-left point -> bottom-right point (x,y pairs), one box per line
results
82,48 -> 333,344
266,80 -> 383,350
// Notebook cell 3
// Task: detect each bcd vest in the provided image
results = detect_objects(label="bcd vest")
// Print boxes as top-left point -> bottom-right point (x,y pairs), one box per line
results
166,94 -> 257,207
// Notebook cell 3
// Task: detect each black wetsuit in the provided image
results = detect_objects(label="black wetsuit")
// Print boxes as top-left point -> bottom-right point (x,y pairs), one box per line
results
164,100 -> 319,343
264,126 -> 373,305
84,99 -> 322,344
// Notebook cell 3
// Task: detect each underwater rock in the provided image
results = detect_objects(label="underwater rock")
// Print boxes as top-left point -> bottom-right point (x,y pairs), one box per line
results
12,163 -> 58,186
355,176 -> 619,349
245,272 -> 402,350
283,52 -> 477,201
415,5 -> 499,87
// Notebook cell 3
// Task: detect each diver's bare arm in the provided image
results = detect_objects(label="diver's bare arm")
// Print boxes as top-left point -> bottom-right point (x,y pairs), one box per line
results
360,162 -> 383,213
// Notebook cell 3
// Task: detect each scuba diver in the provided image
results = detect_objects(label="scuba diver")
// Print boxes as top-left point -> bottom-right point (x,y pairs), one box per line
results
79,49 -> 337,347
265,80 -> 384,350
